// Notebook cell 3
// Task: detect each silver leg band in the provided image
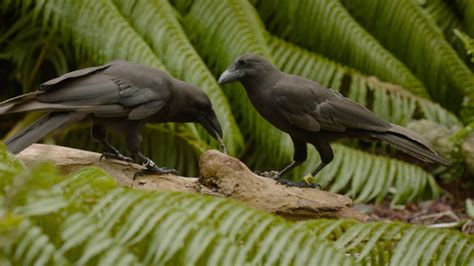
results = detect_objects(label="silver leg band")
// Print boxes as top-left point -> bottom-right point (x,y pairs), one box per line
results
143,158 -> 155,168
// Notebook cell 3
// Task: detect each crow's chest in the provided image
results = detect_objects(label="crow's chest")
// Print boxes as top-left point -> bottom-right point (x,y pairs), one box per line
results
247,91 -> 293,132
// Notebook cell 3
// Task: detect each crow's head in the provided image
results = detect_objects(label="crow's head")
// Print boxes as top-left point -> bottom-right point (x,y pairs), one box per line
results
217,53 -> 274,85
181,86 -> 225,152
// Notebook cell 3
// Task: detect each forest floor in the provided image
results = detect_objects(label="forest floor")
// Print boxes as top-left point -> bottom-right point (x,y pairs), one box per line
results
355,179 -> 474,234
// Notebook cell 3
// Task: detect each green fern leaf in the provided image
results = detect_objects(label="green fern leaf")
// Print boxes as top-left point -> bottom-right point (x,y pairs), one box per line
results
299,219 -> 474,264
454,0 -> 474,37
413,0 -> 471,65
340,0 -> 474,110
252,0 -> 429,98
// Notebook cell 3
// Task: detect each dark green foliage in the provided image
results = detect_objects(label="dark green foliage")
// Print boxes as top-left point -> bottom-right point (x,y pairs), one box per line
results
253,0 -> 429,98
1,0 -> 472,203
340,0 -> 474,111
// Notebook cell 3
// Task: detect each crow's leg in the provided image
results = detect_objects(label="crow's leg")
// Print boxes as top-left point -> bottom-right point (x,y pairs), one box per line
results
125,129 -> 177,178
310,142 -> 334,177
276,141 -> 333,189
91,123 -> 132,162
264,137 -> 317,188
258,137 -> 307,179
278,138 -> 307,178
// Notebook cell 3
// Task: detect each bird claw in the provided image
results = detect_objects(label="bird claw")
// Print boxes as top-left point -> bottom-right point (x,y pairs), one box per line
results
100,152 -> 133,163
274,178 -> 321,189
133,166 -> 178,180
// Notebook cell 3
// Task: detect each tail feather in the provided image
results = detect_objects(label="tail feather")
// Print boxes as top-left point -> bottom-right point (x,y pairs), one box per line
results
0,104 -> 14,115
374,124 -> 450,166
0,91 -> 38,115
4,112 -> 75,154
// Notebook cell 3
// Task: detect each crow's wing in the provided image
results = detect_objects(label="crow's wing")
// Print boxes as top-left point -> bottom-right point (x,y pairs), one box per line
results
19,61 -> 171,119
40,63 -> 114,91
273,75 -> 390,133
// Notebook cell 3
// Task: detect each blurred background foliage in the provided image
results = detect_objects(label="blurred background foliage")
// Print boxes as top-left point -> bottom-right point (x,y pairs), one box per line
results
0,0 -> 473,205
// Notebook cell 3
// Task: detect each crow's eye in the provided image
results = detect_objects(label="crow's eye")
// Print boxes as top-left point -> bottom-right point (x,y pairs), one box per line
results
239,60 -> 248,66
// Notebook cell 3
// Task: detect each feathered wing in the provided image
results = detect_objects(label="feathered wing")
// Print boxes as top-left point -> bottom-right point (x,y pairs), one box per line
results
1,61 -> 171,118
273,76 -> 391,133
1,61 -> 172,153
273,75 -> 449,165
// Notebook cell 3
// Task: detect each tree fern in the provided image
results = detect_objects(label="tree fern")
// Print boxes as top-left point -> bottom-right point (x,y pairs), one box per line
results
340,0 -> 474,111
252,0 -> 429,98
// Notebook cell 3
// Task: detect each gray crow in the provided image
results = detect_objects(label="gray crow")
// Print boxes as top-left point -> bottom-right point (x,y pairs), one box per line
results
1,60 -> 224,176
218,53 -> 448,188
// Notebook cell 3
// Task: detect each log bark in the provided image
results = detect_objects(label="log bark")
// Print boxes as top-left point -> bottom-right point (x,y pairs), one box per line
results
17,144 -> 367,221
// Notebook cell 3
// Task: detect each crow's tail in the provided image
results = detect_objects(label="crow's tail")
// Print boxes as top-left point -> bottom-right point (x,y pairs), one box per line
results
373,124 -> 450,166
5,112 -> 77,154
0,91 -> 38,114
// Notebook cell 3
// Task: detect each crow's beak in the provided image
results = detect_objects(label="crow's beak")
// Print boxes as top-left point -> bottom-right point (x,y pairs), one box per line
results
218,64 -> 244,85
199,113 -> 227,153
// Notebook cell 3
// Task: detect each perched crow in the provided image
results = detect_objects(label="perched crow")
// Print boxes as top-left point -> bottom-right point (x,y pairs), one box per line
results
218,53 -> 449,188
0,60 -> 224,176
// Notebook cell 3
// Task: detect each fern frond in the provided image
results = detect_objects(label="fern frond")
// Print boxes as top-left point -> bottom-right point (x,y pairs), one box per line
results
413,0 -> 470,64
455,29 -> 474,63
0,218 -> 71,265
299,219 -> 474,265
0,11 -> 70,92
340,0 -> 474,110
252,0 -> 429,98
454,0 -> 474,37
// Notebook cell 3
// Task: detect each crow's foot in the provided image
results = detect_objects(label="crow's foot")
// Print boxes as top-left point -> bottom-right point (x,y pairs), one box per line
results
100,152 -> 133,162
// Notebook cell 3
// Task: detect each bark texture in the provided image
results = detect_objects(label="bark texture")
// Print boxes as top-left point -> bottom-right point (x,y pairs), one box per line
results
18,144 -> 367,221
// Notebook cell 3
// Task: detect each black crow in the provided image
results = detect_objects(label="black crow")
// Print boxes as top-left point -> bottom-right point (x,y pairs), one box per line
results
1,60 -> 224,176
218,53 -> 448,188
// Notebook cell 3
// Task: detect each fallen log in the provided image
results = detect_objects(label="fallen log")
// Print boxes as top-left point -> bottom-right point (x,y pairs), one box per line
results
17,144 -> 367,221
